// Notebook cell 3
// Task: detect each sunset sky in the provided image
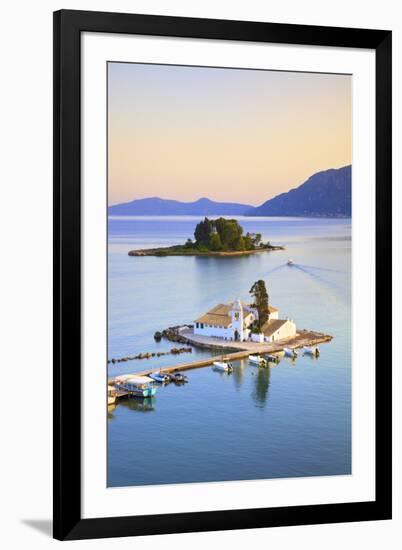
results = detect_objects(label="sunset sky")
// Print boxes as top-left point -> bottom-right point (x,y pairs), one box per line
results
108,62 -> 351,207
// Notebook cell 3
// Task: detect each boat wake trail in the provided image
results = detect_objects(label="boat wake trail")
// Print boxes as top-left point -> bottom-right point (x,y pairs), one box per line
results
265,264 -> 287,276
297,263 -> 345,274
291,264 -> 341,292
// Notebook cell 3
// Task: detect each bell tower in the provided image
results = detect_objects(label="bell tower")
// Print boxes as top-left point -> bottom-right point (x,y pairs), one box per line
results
230,298 -> 244,341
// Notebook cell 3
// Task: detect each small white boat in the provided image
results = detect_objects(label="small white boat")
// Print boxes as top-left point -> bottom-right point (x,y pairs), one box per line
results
149,371 -> 170,383
283,347 -> 298,358
248,355 -> 268,367
212,361 -> 233,372
303,346 -> 320,357
107,385 -> 116,406
287,259 -> 294,266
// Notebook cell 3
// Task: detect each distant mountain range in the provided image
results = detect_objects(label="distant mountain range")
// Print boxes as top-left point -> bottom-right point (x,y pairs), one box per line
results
108,196 -> 252,216
247,165 -> 351,218
108,165 -> 351,218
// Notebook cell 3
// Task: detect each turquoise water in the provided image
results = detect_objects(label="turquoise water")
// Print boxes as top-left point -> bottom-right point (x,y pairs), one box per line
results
107,216 -> 351,487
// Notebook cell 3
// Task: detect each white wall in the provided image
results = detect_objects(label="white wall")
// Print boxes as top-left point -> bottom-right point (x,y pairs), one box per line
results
0,1 -> 400,549
263,321 -> 296,342
278,320 -> 297,341
194,325 -> 233,339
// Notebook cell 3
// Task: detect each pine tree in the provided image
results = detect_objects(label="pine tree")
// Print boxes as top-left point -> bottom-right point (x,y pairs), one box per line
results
249,280 -> 269,331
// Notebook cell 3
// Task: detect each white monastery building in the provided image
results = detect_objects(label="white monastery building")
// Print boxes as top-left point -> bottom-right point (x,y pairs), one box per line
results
194,299 -> 296,343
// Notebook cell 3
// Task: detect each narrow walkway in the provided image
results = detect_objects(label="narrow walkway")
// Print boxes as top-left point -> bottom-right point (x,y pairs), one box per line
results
108,328 -> 332,384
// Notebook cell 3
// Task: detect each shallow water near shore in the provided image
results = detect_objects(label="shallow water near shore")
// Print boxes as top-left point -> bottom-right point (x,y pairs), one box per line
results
107,216 -> 351,487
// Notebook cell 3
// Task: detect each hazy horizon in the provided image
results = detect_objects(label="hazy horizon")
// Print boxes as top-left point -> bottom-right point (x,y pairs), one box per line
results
108,163 -> 351,208
108,63 -> 351,206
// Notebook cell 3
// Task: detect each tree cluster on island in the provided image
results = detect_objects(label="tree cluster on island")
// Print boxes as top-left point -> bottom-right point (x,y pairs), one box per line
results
185,217 -> 272,252
128,217 -> 282,256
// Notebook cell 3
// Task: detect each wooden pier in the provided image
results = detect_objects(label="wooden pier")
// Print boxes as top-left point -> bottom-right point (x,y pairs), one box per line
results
108,330 -> 332,387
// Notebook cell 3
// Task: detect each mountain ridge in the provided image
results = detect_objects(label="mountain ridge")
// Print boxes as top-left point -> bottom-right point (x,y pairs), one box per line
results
246,165 -> 351,218
108,165 -> 352,218
108,196 -> 253,216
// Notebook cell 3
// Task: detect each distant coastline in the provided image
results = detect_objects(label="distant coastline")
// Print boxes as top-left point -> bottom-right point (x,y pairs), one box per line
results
109,165 -> 351,219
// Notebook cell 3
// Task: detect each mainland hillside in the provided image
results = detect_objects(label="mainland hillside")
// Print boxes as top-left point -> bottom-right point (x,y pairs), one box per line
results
247,165 -> 351,218
109,165 -> 352,218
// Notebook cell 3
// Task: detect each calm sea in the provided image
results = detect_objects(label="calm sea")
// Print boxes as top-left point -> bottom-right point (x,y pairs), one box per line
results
107,216 -> 351,487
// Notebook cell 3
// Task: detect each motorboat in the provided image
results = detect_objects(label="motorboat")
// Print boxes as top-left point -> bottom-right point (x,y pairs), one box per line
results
265,354 -> 280,363
149,371 -> 170,383
212,361 -> 233,373
170,372 -> 188,383
114,375 -> 157,397
283,347 -> 298,358
107,384 -> 116,405
287,259 -> 294,266
248,355 -> 268,367
303,346 -> 320,357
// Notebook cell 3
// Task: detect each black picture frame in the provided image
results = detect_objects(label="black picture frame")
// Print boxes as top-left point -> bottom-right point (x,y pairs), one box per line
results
53,9 -> 392,541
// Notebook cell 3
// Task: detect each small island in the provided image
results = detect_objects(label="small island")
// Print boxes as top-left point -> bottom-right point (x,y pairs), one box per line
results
128,217 -> 284,257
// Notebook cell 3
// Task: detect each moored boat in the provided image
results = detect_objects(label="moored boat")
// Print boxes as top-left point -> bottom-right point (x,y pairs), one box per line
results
283,347 -> 298,358
149,371 -> 170,383
114,375 -> 157,397
107,384 -> 116,405
265,354 -> 280,363
168,372 -> 188,383
303,346 -> 320,357
248,355 -> 267,367
212,361 -> 233,373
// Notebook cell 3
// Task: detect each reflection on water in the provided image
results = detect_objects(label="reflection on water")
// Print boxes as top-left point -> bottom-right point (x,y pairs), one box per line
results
251,366 -> 271,408
108,216 -> 351,487
107,405 -> 116,420
117,397 -> 156,413
231,359 -> 246,390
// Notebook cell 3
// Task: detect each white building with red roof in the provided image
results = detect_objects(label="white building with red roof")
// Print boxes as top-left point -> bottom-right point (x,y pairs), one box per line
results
194,299 -> 295,343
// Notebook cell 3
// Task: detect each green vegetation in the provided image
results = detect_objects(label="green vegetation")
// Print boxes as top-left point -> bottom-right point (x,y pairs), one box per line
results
128,218 -> 282,257
249,280 -> 269,332
191,217 -> 271,252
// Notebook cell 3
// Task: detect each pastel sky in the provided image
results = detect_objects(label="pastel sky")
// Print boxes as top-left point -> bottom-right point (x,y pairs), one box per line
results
108,62 -> 351,206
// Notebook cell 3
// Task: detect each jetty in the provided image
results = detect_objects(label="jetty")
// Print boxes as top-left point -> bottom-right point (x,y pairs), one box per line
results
108,328 -> 332,388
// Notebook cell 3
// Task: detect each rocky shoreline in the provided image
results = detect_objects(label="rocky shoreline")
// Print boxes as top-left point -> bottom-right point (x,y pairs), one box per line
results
128,245 -> 284,257
154,325 -> 241,352
108,345 -> 192,365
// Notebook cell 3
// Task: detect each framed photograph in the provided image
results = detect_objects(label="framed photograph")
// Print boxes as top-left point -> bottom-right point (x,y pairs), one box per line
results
53,9 -> 392,541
